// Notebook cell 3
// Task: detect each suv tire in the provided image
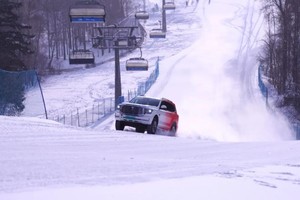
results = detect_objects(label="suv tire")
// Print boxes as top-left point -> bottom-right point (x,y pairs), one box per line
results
115,120 -> 125,131
147,117 -> 158,134
170,123 -> 177,135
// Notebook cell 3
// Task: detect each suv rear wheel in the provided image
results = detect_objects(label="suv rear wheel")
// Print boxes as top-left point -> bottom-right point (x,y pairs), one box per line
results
170,123 -> 177,136
147,117 -> 158,134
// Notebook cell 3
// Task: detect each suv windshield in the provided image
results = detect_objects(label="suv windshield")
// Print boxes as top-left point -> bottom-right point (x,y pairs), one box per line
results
130,97 -> 160,107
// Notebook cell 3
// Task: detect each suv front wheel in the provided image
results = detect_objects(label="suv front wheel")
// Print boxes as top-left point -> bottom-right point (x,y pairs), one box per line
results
115,120 -> 125,131
147,117 -> 158,134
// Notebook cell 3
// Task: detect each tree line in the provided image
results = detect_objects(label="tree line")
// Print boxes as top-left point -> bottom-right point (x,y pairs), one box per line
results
0,0 -> 138,72
261,0 -> 300,118
0,0 -> 138,116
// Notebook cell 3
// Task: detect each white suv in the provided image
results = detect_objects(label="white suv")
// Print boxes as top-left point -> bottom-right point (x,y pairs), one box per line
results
115,96 -> 179,134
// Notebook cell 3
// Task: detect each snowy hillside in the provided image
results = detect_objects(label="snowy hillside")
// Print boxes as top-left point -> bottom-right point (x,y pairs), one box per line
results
1,0 -> 300,199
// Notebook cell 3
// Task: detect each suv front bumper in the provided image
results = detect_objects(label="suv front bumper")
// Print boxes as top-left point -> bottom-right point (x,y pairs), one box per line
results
115,112 -> 152,126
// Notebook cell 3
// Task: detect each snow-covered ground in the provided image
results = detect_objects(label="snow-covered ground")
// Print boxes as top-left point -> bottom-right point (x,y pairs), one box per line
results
1,0 -> 300,199
1,116 -> 300,200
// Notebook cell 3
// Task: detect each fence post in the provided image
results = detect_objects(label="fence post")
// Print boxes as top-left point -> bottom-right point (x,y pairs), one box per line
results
103,99 -> 106,115
266,88 -> 269,106
35,71 -> 48,119
77,108 -> 80,127
85,109 -> 88,126
110,98 -> 113,112
297,125 -> 300,140
92,104 -> 94,123
98,102 -> 100,120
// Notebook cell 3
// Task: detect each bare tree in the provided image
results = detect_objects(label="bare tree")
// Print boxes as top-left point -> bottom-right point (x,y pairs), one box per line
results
261,0 -> 300,116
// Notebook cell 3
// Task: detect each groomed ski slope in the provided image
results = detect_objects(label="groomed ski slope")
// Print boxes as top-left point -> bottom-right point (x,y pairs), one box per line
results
0,0 -> 300,200
1,116 -> 300,200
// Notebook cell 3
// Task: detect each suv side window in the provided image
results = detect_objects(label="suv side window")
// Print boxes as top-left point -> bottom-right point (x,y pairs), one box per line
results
160,101 -> 176,112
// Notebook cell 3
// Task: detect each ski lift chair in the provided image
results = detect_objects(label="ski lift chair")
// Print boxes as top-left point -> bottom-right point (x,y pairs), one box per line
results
163,2 -> 176,10
69,1 -> 106,23
126,57 -> 149,71
149,28 -> 166,38
135,11 -> 149,20
69,50 -> 95,64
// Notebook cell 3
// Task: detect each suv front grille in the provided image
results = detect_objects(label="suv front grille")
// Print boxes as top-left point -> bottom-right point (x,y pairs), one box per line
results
121,105 -> 143,116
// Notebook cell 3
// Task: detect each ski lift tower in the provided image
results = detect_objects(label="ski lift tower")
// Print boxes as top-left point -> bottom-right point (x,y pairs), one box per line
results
162,0 -> 176,32
93,25 -> 144,109
162,0 -> 167,32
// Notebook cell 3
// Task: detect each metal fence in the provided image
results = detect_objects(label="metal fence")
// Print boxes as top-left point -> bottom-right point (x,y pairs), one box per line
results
258,65 -> 300,140
52,97 -> 114,127
51,57 -> 160,127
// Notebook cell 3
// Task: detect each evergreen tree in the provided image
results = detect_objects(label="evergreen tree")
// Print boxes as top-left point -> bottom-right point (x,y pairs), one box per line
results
0,0 -> 34,71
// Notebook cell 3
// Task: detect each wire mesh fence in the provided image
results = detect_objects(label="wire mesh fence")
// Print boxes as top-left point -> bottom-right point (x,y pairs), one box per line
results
52,97 -> 114,127
0,69 -> 47,117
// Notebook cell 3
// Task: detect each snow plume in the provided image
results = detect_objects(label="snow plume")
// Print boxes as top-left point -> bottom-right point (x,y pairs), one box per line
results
148,0 -> 293,142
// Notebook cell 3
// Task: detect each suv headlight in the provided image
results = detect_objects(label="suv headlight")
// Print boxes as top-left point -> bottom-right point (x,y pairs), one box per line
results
144,108 -> 153,114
